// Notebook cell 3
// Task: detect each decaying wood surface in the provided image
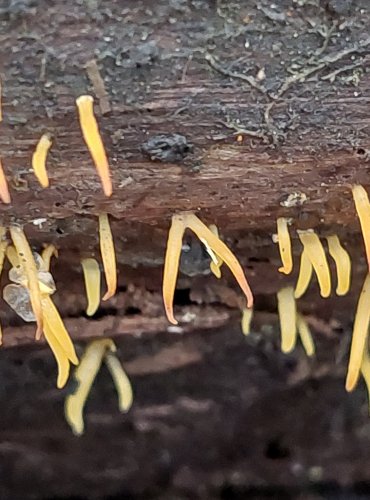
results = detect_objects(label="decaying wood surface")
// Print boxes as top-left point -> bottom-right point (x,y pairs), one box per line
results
0,0 -> 370,498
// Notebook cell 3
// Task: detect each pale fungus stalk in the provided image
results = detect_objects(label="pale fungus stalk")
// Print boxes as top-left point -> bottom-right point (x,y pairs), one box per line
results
43,319 -> 71,389
277,287 -> 297,354
326,235 -> 351,296
99,213 -> 117,301
352,185 -> 370,272
32,134 -> 52,188
297,230 -> 331,298
41,244 -> 58,272
0,159 -> 11,204
105,351 -> 133,412
76,95 -> 112,197
65,339 -> 115,436
297,313 -> 315,357
294,250 -> 313,299
81,258 -> 101,316
208,224 -> 223,278
346,273 -> 370,392
276,217 -> 293,275
241,307 -> 253,336
6,245 -> 19,268
10,226 -> 43,339
361,343 -> 370,415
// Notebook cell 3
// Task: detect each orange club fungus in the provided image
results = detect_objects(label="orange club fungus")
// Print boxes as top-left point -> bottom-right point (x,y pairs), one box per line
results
98,213 -> 117,301
32,133 -> 52,188
276,217 -> 293,275
163,212 -> 253,325
81,257 -> 101,316
326,235 -> 351,296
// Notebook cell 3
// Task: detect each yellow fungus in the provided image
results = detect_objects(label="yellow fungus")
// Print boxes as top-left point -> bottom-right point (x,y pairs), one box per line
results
296,313 -> 315,357
326,235 -> 351,296
352,185 -> 370,272
346,273 -> 370,392
294,250 -> 313,299
241,307 -> 253,336
76,95 -> 112,197
41,244 -> 58,272
6,245 -> 19,268
99,213 -> 117,301
208,224 -> 223,278
297,230 -> 331,298
65,339 -> 115,436
163,212 -> 253,325
277,287 -> 297,354
105,351 -> 133,412
276,217 -> 293,274
43,318 -> 70,389
361,343 -> 370,415
10,226 -> 43,340
32,134 -> 52,188
41,296 -> 78,365
0,159 -> 11,204
81,258 -> 101,316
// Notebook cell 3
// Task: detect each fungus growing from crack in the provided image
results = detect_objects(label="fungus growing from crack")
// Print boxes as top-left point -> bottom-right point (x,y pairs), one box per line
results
352,185 -> 370,271
41,244 -> 58,271
10,225 -> 43,339
81,257 -> 101,316
32,134 -> 52,188
241,307 -> 253,336
346,273 -> 370,392
297,230 -> 331,298
43,316 -> 71,389
0,159 -> 11,204
294,250 -> 313,299
76,95 -> 112,197
163,212 -> 253,325
297,313 -> 315,357
277,286 -> 297,354
65,339 -> 132,436
99,213 -> 117,301
326,235 -> 351,296
276,217 -> 293,274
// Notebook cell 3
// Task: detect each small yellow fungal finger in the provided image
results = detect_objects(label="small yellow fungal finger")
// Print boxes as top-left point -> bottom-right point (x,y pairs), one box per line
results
41,244 -> 58,272
294,250 -> 313,299
41,296 -> 78,365
10,226 -> 43,340
297,230 -> 331,298
0,159 -> 11,204
276,217 -> 293,275
208,224 -> 223,278
346,273 -> 370,392
241,307 -> 253,336
6,245 -> 19,268
326,235 -> 351,296
32,133 -> 52,188
277,287 -> 297,354
76,95 -> 112,197
104,350 -> 133,412
163,214 -> 186,325
296,313 -> 315,357
81,258 -> 101,316
186,213 -> 254,308
99,213 -> 117,301
65,339 -> 115,436
352,185 -> 370,272
43,318 -> 70,389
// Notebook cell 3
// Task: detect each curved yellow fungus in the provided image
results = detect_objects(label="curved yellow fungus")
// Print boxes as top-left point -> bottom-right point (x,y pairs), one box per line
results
65,339 -> 115,436
99,213 -> 117,301
277,287 -> 297,354
294,250 -> 313,299
105,350 -> 133,412
346,273 -> 370,392
296,313 -> 315,357
276,217 -> 293,275
32,134 -> 52,188
241,307 -> 253,336
41,296 -> 78,365
41,244 -> 58,272
0,159 -> 11,204
76,95 -> 112,197
297,230 -> 331,298
10,226 -> 43,340
163,212 -> 253,325
352,185 -> 370,271
326,235 -> 351,296
81,258 -> 101,316
43,318 -> 70,389
208,224 -> 223,278
6,245 -> 19,268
